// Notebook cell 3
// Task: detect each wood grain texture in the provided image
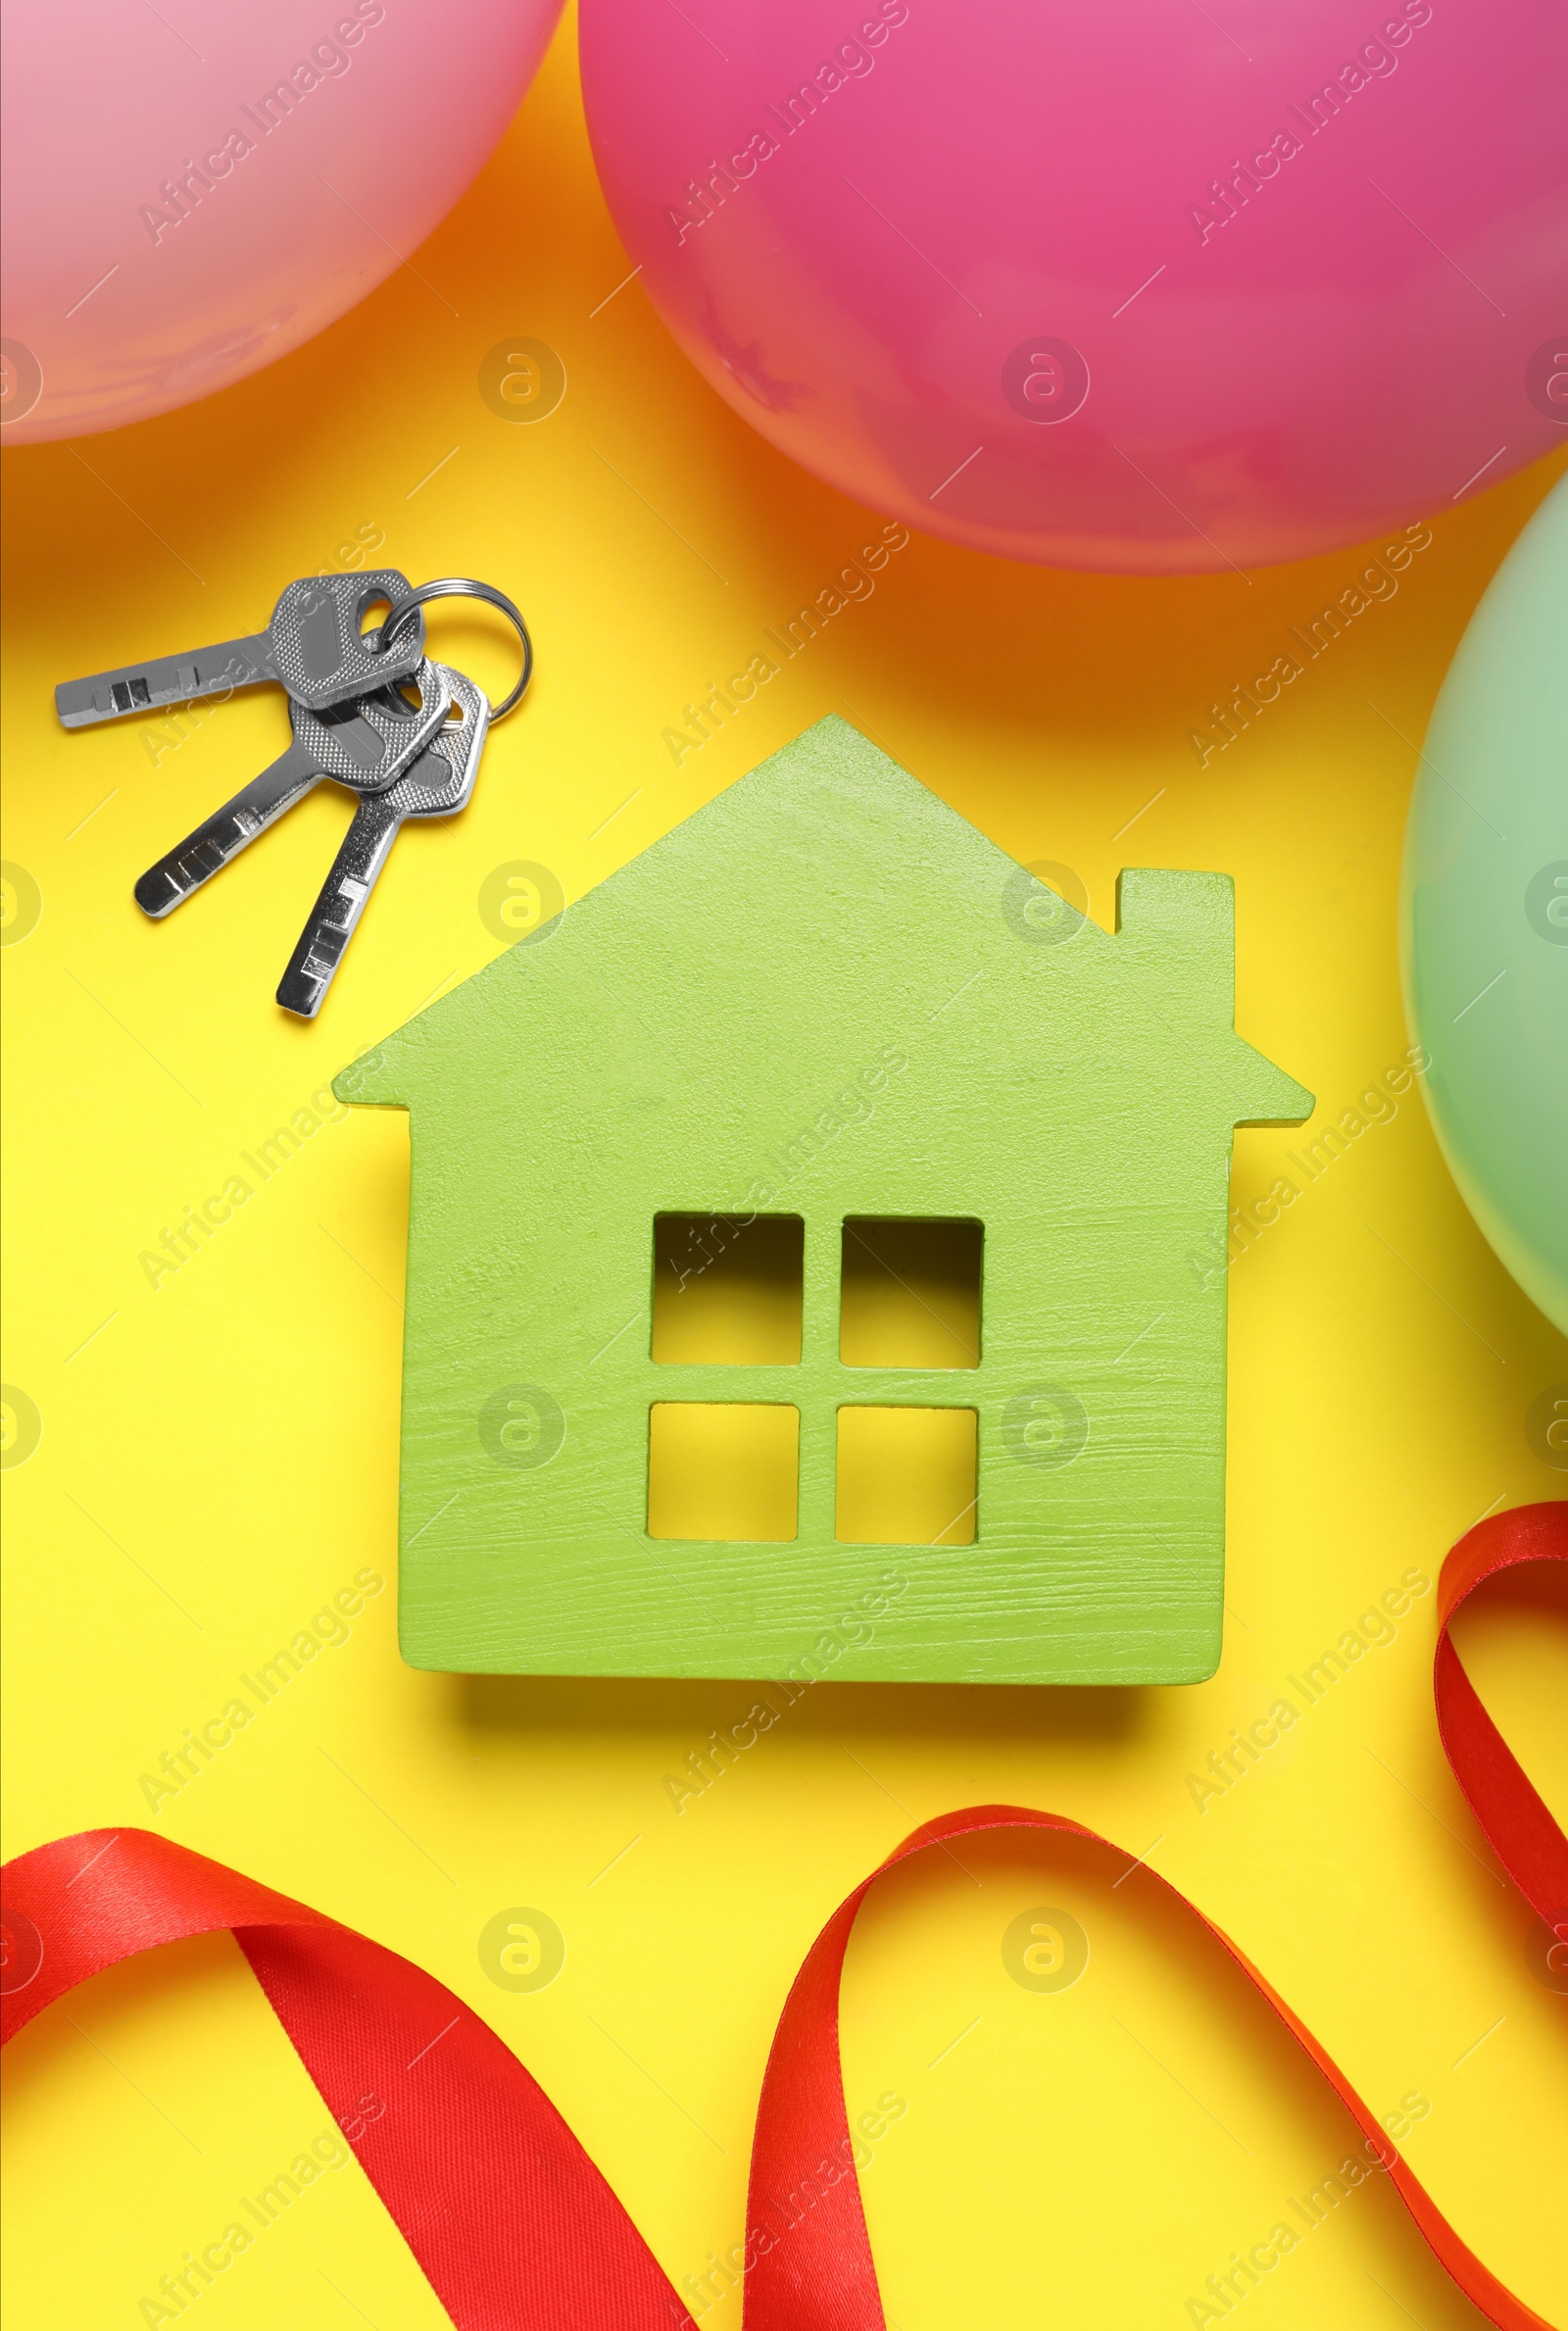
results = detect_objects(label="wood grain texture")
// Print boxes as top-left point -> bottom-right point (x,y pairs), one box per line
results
335,717 -> 1311,1684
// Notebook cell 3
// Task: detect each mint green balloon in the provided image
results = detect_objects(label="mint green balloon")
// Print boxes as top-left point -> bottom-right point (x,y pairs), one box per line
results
1401,471 -> 1568,1332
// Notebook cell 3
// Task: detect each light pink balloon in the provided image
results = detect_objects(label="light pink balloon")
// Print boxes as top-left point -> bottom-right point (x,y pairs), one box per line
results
581,0 -> 1568,571
0,0 -> 564,443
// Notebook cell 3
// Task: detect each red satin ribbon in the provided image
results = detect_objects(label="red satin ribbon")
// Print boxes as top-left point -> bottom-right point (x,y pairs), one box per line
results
3,1502 -> 1562,2330
0,1830 -> 691,2330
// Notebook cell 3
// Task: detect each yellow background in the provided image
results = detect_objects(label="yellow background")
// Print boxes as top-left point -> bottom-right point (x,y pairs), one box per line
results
3,13 -> 1565,2325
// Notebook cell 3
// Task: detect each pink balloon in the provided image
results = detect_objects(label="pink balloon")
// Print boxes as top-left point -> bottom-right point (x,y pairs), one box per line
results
0,0 -> 564,443
581,0 -> 1567,572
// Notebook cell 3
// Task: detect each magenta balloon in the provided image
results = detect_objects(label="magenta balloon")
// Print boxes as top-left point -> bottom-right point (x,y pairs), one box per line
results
581,0 -> 1568,572
0,0 -> 564,443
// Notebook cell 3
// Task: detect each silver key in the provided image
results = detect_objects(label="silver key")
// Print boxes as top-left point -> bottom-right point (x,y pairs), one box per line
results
56,571 -> 427,729
133,664 -> 455,919
276,665 -> 489,1018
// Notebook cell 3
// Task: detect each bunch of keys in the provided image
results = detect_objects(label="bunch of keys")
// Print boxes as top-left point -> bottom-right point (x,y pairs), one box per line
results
56,572 -> 531,1018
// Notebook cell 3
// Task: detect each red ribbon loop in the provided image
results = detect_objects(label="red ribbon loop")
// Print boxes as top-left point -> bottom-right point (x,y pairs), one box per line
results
1434,1503 -> 1568,1926
0,1828 -> 693,2331
4,1501 -> 1562,2330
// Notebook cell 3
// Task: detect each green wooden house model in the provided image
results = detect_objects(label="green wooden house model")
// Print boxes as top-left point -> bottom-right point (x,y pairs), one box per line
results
336,718 -> 1310,1686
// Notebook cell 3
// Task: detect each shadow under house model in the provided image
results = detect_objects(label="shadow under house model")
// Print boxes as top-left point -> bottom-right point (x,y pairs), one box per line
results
335,717 -> 1311,1687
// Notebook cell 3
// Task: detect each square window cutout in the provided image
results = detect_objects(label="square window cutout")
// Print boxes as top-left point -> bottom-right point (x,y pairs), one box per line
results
835,1407 -> 976,1546
648,1404 -> 799,1542
840,1217 -> 982,1368
652,1214 -> 804,1364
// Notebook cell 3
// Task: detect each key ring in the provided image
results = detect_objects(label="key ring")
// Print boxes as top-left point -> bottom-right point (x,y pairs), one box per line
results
372,578 -> 533,720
